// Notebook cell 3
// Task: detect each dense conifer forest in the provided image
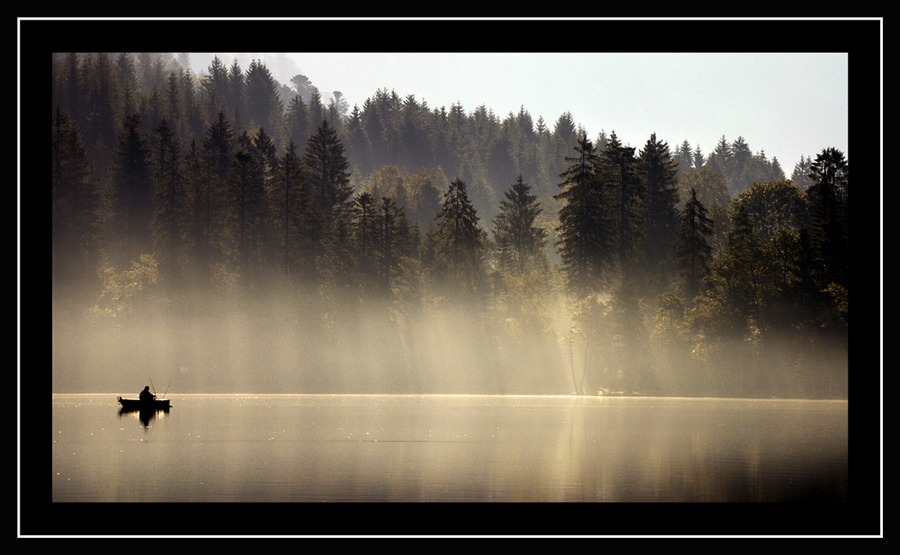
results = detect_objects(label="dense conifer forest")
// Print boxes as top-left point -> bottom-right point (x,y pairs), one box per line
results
51,52 -> 849,398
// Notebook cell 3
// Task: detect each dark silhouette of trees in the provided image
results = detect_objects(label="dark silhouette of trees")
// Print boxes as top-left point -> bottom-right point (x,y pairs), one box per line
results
806,147 -> 849,289
431,178 -> 485,298
111,113 -> 153,264
304,118 -> 353,220
555,132 -> 614,296
150,118 -> 187,283
493,175 -> 547,275
52,107 -> 100,290
637,133 -> 680,291
674,188 -> 714,302
48,51 -> 849,398
244,60 -> 285,150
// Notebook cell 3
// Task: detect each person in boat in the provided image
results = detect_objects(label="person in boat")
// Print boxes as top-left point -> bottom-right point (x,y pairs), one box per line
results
139,385 -> 156,402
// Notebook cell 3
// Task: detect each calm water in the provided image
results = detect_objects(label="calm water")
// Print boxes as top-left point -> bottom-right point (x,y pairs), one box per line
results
51,393 -> 847,503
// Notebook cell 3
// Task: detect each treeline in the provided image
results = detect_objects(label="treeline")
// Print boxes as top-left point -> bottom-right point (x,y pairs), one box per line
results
51,53 -> 848,398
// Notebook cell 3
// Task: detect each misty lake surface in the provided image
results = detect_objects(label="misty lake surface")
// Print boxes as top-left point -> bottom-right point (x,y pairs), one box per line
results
52,394 -> 847,503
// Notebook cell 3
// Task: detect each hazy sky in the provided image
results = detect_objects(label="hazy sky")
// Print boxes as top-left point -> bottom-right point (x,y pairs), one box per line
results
192,51 -> 848,170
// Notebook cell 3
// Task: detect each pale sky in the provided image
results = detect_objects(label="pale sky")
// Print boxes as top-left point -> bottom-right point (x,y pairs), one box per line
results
191,51 -> 849,171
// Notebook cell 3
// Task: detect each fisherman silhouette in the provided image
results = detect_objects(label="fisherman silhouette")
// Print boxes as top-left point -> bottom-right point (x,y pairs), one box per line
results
139,385 -> 156,402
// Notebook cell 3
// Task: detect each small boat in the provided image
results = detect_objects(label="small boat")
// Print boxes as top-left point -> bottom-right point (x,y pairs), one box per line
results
117,396 -> 171,411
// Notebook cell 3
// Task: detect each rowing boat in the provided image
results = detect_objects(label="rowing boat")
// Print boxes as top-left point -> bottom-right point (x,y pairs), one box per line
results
117,396 -> 171,411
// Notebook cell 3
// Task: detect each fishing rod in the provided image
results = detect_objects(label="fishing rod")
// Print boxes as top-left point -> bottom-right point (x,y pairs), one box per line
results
163,379 -> 171,398
149,377 -> 157,396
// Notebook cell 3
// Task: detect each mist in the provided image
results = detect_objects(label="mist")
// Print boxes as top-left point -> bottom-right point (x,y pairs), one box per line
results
48,52 -> 849,401
52,280 -> 573,395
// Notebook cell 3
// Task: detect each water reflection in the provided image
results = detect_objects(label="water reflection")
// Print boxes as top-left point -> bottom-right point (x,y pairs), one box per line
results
118,406 -> 169,428
53,395 -> 847,503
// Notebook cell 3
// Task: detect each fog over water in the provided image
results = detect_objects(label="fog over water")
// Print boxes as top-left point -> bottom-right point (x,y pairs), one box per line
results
51,277 -> 848,399
52,284 -> 575,395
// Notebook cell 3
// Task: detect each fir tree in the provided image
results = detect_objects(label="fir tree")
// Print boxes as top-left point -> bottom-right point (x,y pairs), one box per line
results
493,175 -> 547,275
555,132 -> 614,296
674,188 -> 714,301
637,133 -> 680,290
432,178 -> 484,298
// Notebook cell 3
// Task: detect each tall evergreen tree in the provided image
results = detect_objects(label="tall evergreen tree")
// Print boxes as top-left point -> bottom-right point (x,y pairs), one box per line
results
493,175 -> 547,275
674,188 -> 714,301
227,59 -> 245,131
344,105 -> 371,174
352,191 -> 380,292
193,112 -> 235,283
674,140 -> 694,174
432,178 -> 485,298
637,133 -> 680,290
52,107 -> 99,288
790,155 -> 815,189
274,139 -> 320,283
85,52 -> 119,174
375,195 -> 413,297
285,94 -> 311,153
200,55 -> 229,122
602,131 -> 643,277
555,133 -> 614,296
303,118 -> 353,281
244,60 -> 285,149
303,118 -> 353,220
229,131 -> 268,286
111,113 -> 153,263
150,118 -> 186,282
806,147 -> 849,288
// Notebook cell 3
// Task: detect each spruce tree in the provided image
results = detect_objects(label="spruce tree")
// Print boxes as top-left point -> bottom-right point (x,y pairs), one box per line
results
602,131 -> 643,277
111,113 -> 153,263
303,118 -> 353,218
52,107 -> 100,289
806,147 -> 849,288
674,188 -> 714,301
150,118 -> 186,282
303,118 -> 353,282
493,175 -> 547,275
554,133 -> 614,296
195,112 -> 235,282
433,178 -> 484,298
638,133 -> 680,291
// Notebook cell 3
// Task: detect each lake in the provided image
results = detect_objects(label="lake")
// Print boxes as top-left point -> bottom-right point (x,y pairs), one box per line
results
51,393 -> 847,507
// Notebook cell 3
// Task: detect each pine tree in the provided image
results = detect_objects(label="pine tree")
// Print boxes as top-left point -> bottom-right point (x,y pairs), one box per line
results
194,112 -> 235,283
227,59 -> 245,130
200,55 -> 229,122
303,118 -> 353,220
376,195 -> 412,296
602,131 -> 643,277
352,191 -> 380,292
493,175 -> 547,275
285,94 -> 311,153
244,60 -> 285,149
790,156 -> 814,190
52,107 -> 100,288
150,118 -> 186,282
432,178 -> 484,298
674,140 -> 694,174
555,132 -> 614,296
345,105 -> 371,174
274,139 -> 320,282
637,133 -> 680,290
111,113 -> 153,263
806,147 -> 849,288
229,131 -> 269,286
303,118 -> 353,282
674,188 -> 714,301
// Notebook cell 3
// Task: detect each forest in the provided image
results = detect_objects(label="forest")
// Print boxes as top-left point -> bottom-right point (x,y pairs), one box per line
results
50,52 -> 849,398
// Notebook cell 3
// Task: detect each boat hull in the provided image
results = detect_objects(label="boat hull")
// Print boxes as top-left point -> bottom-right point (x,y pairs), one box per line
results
117,397 -> 171,411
